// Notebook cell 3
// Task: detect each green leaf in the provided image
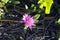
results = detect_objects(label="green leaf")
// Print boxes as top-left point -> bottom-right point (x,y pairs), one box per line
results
45,0 -> 53,14
38,0 -> 53,14
25,5 -> 28,9
34,14 -> 40,19
31,4 -> 35,7
1,0 -> 9,3
0,2 -> 5,7
38,0 -> 44,4
3,6 -> 8,12
24,25 -> 28,30
33,6 -> 36,12
55,18 -> 60,24
57,18 -> 60,24
34,19 -> 39,23
13,1 -> 20,4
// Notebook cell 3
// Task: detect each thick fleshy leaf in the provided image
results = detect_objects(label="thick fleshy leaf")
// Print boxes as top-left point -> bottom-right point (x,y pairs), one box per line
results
13,1 -> 20,4
1,0 -> 9,3
34,14 -> 40,19
38,0 -> 53,14
55,18 -> 60,24
57,18 -> 60,24
24,26 -> 28,30
25,5 -> 28,9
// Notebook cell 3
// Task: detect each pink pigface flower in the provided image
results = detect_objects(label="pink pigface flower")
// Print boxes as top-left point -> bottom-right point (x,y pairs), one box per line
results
22,14 -> 35,30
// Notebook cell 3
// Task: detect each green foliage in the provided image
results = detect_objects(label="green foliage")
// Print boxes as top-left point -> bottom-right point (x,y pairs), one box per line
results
24,25 -> 28,30
24,0 -> 53,15
3,6 -> 8,12
31,4 -> 35,7
25,5 -> 28,9
8,0 -> 20,5
38,0 -> 53,14
13,1 -> 20,4
34,14 -> 40,20
1,0 -> 9,3
55,18 -> 60,24
33,14 -> 40,23
0,9 -> 4,19
0,2 -> 5,7
57,18 -> 60,24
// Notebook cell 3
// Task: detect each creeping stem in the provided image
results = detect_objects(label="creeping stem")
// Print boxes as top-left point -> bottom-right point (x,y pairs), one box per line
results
0,20 -> 18,22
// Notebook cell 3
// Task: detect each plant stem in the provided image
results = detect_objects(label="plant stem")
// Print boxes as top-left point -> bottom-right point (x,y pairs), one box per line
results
0,20 -> 18,22
3,6 -> 8,13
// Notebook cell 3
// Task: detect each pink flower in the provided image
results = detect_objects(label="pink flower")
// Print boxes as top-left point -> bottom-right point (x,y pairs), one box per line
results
22,14 -> 35,30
